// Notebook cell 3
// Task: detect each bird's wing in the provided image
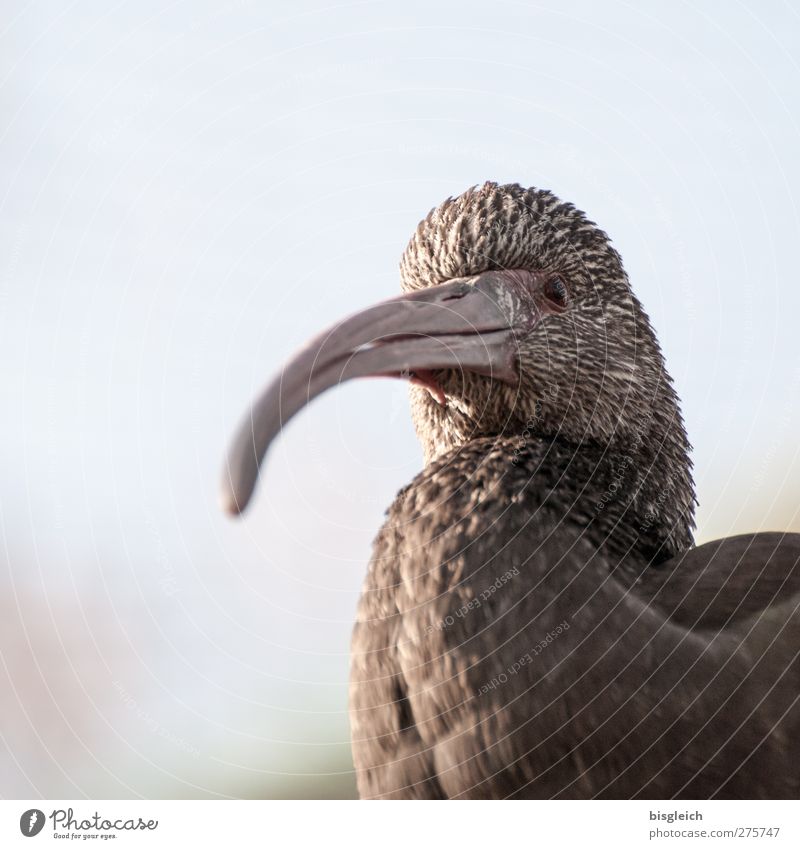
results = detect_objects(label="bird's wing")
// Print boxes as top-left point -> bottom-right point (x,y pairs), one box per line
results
633,531 -> 800,796
640,532 -> 800,630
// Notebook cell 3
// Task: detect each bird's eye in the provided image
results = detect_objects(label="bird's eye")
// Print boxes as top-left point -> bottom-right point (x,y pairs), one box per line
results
544,275 -> 569,308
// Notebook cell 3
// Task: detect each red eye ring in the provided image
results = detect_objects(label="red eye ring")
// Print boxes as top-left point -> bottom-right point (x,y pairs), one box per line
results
544,275 -> 569,308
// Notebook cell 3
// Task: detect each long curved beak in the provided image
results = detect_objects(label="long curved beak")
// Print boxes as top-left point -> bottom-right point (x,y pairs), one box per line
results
220,271 -> 532,515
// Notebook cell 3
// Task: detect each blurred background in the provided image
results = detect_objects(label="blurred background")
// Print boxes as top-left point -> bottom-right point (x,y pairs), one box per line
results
1,0 -> 799,799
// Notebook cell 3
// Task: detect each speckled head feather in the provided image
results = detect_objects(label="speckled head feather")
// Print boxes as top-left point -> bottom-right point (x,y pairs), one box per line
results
401,182 -> 624,293
399,181 -> 695,559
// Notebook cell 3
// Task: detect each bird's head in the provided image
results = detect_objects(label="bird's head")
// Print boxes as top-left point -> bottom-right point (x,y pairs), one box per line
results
222,182 -> 694,546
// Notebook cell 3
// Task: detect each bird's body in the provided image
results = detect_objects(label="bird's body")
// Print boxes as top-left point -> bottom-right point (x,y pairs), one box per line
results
350,436 -> 800,798
223,182 -> 800,799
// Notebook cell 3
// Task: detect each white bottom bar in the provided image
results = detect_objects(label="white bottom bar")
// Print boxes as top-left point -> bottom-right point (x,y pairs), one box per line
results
2,800 -> 796,848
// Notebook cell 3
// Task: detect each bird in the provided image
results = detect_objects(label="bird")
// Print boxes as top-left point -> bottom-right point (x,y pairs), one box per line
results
220,182 -> 800,799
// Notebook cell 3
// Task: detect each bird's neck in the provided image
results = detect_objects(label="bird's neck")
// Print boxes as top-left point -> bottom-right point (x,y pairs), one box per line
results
411,376 -> 696,562
424,429 -> 696,566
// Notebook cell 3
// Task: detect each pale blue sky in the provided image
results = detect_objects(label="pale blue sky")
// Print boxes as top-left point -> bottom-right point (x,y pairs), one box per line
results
1,0 -> 799,797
